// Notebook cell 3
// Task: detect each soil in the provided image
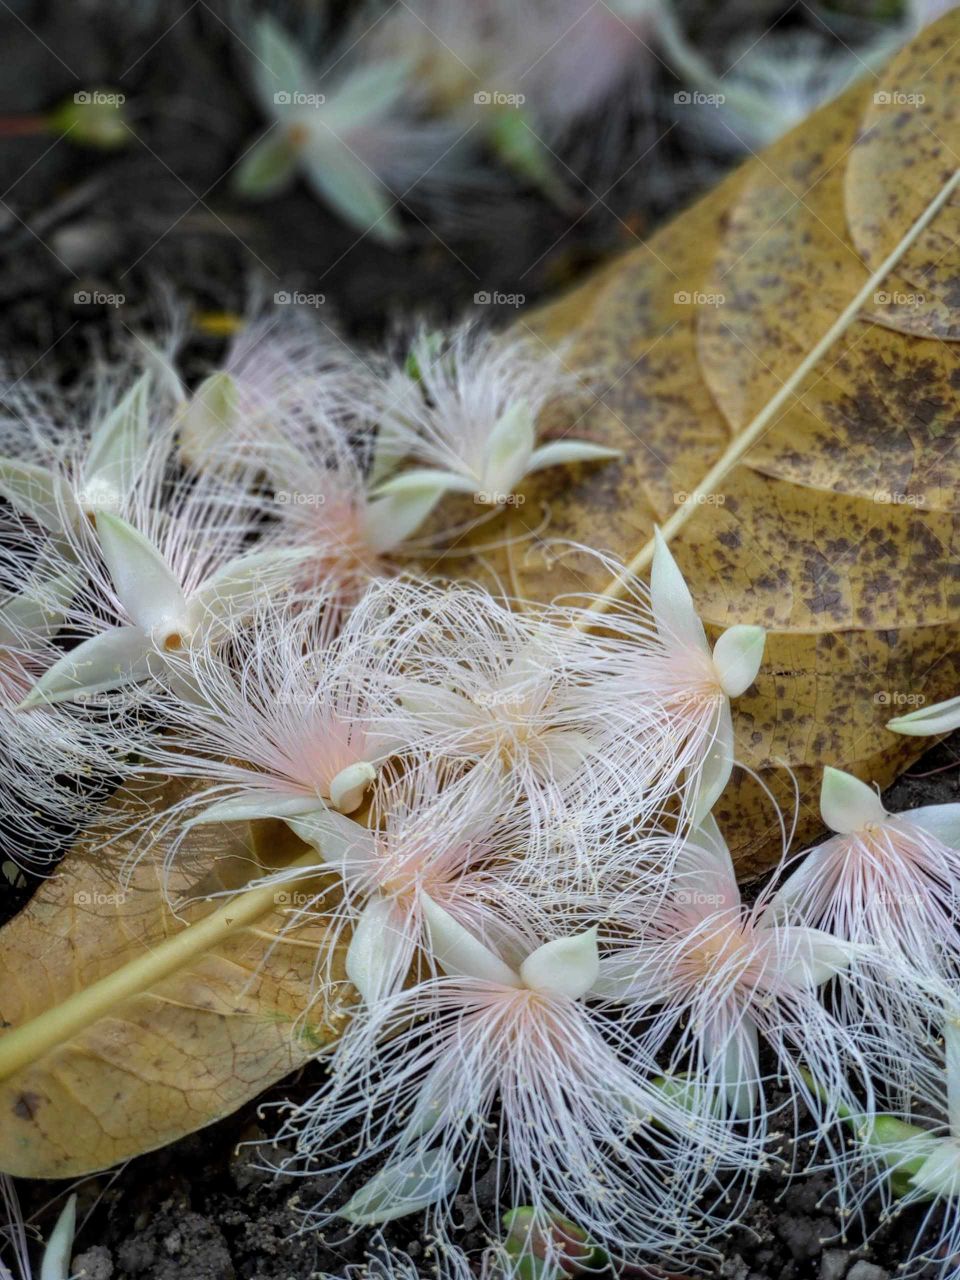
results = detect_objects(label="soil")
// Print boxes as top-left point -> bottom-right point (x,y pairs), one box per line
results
0,1 -> 953,1277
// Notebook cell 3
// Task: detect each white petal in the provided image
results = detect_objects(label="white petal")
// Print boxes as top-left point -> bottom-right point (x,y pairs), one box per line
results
484,399 -> 535,495
362,483 -> 451,554
300,139 -> 405,245
910,1140 -> 960,1198
420,894 -> 520,987
323,60 -> 409,127
702,1016 -> 759,1118
903,803 -> 960,851
85,373 -> 151,506
674,812 -> 740,909
189,791 -> 326,826
340,1148 -> 458,1225
0,458 -> 73,534
284,810 -> 377,884
373,468 -> 476,497
252,14 -> 313,117
399,1063 -> 480,1143
650,528 -> 708,653
345,894 -> 412,1004
712,624 -> 765,698
178,372 -> 238,467
0,568 -> 79,648
231,131 -> 299,199
820,766 -> 886,835
135,336 -> 186,406
690,696 -> 734,825
96,513 -> 188,636
40,1193 -> 76,1280
532,728 -> 594,784
888,694 -> 960,736
519,926 -> 599,1000
189,547 -> 308,624
527,439 -> 621,473
329,761 -> 377,814
776,926 -> 854,988
766,844 -> 832,920
18,626 -> 151,707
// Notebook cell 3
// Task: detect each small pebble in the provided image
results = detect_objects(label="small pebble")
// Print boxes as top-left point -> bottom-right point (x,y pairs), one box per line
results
820,1248 -> 850,1280
847,1263 -> 889,1280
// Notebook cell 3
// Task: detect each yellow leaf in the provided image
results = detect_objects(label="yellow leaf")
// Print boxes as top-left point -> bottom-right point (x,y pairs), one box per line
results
0,782 -> 347,1177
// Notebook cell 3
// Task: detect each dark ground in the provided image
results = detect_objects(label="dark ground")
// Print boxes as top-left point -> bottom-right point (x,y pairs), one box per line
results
0,0 -> 953,1276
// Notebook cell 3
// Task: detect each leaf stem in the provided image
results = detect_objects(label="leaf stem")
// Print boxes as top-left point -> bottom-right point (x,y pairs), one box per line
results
583,166 -> 960,619
0,849 -> 322,1083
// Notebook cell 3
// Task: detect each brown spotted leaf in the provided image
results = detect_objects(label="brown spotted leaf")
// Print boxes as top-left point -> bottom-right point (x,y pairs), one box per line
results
0,782 -> 347,1178
461,11 -> 960,877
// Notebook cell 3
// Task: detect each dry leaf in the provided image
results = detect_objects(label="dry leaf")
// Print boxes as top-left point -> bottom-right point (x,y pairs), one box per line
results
470,11 -> 960,876
0,782 -> 345,1178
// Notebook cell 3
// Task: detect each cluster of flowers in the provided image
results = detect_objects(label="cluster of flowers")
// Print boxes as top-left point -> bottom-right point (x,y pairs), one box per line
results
4,308 -> 960,1277
232,1 -> 944,241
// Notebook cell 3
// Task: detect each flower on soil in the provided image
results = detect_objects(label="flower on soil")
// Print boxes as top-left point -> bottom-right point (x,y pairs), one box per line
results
275,901 -> 756,1261
141,308 -> 373,474
832,1017 -> 960,1278
593,814 -> 864,1158
770,767 -> 960,1088
234,16 -> 463,244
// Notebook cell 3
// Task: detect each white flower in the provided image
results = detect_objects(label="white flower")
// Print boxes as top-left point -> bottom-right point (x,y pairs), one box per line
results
0,372 -> 154,536
373,326 -> 619,507
578,531 -> 765,826
770,766 -> 960,1097
594,815 -> 862,1152
274,903 -> 749,1257
234,17 -> 463,244
19,503 -> 307,708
